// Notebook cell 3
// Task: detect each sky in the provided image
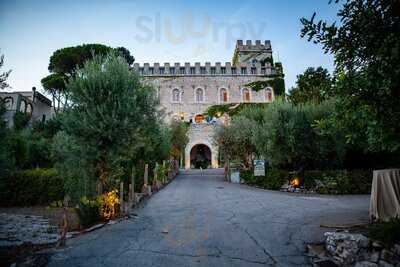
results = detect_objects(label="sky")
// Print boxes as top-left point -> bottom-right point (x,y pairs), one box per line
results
0,0 -> 340,94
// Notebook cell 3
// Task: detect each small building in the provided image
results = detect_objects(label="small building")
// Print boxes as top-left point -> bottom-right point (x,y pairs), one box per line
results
0,87 -> 53,128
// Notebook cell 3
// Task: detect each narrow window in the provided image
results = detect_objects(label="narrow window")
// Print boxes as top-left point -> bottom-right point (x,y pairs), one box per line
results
149,68 -> 154,74
231,67 -> 237,74
190,67 -> 195,74
241,67 -> 247,75
170,68 -> 175,75
251,67 -> 257,74
196,88 -> 204,103
200,67 -> 206,74
220,88 -> 228,103
221,67 -> 226,74
243,89 -> 250,102
172,89 -> 180,102
159,67 -> 165,74
180,67 -> 186,74
265,89 -> 272,102
210,67 -> 216,75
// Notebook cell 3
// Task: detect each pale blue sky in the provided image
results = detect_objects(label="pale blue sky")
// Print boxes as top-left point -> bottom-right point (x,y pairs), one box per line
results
0,0 -> 339,94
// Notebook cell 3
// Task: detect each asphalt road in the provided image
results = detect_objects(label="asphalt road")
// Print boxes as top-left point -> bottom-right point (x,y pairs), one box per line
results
48,169 -> 370,267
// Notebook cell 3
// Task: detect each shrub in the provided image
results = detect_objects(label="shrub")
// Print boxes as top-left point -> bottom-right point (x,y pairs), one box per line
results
77,196 -> 101,228
0,168 -> 64,206
368,218 -> 400,247
240,169 -> 290,190
303,169 -> 372,194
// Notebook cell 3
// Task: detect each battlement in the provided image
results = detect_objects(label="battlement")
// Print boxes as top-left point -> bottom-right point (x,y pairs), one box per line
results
235,40 -> 272,51
133,61 -> 275,77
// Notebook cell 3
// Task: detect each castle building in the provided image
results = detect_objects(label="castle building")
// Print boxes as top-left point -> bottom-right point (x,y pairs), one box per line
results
134,40 -> 279,169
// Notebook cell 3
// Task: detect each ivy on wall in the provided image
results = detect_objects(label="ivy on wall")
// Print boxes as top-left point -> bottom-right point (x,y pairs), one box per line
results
205,103 -> 269,118
246,62 -> 285,96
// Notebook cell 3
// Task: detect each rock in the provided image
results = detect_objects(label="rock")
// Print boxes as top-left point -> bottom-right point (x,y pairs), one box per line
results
324,232 -> 370,265
355,261 -> 378,267
392,244 -> 400,256
368,251 -> 381,263
308,244 -> 327,258
373,241 -> 384,249
313,259 -> 339,267
381,249 -> 395,263
378,260 -> 394,267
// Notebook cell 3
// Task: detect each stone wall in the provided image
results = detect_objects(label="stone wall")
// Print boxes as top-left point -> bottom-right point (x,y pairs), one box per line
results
143,75 -> 274,122
184,123 -> 219,169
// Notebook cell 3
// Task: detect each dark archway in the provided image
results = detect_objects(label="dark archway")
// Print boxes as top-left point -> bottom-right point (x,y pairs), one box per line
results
190,144 -> 211,169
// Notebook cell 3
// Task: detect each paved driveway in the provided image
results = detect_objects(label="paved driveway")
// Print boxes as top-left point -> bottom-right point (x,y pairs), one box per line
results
48,169 -> 370,267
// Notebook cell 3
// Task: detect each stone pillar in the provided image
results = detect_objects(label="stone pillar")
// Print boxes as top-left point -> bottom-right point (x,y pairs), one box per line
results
119,181 -> 124,214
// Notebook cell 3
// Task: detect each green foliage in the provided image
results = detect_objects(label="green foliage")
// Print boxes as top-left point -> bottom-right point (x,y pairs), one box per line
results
0,51 -> 11,89
253,100 -> 345,170
288,67 -> 333,104
13,111 -> 30,130
302,169 -> 372,194
0,168 -> 64,206
369,218 -> 400,248
114,47 -> 135,66
169,119 -> 189,159
205,103 -> 269,118
214,109 -> 260,169
240,169 -> 290,190
246,62 -> 285,95
77,196 -> 101,228
301,0 -> 400,153
6,130 -> 28,169
61,53 -> 163,193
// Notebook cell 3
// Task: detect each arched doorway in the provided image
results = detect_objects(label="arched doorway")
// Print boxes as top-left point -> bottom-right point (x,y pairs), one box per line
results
190,144 -> 211,169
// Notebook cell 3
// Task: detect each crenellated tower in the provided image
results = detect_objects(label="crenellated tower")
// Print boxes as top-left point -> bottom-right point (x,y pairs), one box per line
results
232,40 -> 273,67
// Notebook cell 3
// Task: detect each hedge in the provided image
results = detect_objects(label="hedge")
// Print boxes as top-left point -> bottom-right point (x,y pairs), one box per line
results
302,169 -> 372,194
240,169 -> 290,190
240,169 -> 372,194
0,168 -> 64,206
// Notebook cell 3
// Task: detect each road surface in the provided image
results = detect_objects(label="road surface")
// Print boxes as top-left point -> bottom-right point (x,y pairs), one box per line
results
48,169 -> 369,266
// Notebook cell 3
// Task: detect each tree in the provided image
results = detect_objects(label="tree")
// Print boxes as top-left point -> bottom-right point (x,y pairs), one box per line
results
169,119 -> 189,160
301,0 -> 400,153
42,44 -> 135,113
62,53 -> 160,194
0,52 -> 11,90
288,67 -> 333,105
115,47 -> 135,66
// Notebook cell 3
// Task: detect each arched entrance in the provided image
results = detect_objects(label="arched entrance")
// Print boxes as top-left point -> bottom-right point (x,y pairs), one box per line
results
190,144 -> 211,169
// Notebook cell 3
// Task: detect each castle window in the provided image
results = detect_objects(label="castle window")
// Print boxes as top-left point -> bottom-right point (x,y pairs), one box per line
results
139,68 -> 144,75
243,88 -> 250,102
251,67 -> 257,74
261,68 -> 266,75
210,67 -> 216,75
172,89 -> 181,103
241,67 -> 247,75
231,67 -> 237,74
149,68 -> 154,74
196,88 -> 204,103
20,100 -> 26,112
220,88 -> 228,103
200,67 -> 206,74
180,67 -> 186,74
265,88 -> 273,102
170,68 -> 175,75
221,67 -> 226,74
26,103 -> 33,114
190,67 -> 195,74
159,67 -> 165,74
